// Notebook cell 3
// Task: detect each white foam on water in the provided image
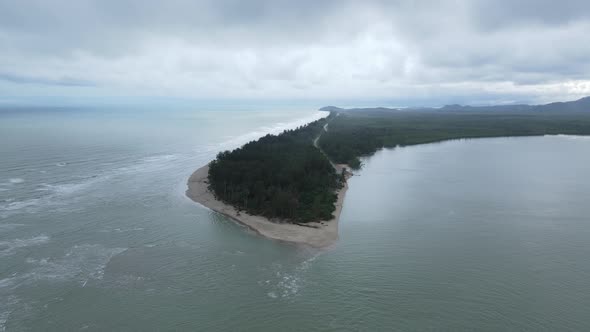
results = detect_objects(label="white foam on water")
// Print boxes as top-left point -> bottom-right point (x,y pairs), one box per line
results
0,235 -> 49,257
24,244 -> 127,284
2,112 -> 327,220
0,176 -> 105,217
0,198 -> 45,218
113,153 -> 184,174
0,276 -> 17,290
0,196 -> 64,219
275,271 -> 302,298
113,227 -> 145,233
38,180 -> 97,196
0,295 -> 19,332
545,134 -> 590,140
217,111 -> 329,151
265,252 -> 321,299
1,172 -> 117,218
140,154 -> 178,163
0,245 -> 125,327
0,199 -> 42,212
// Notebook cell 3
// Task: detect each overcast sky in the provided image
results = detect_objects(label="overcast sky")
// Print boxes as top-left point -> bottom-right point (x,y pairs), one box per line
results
1,0 -> 589,106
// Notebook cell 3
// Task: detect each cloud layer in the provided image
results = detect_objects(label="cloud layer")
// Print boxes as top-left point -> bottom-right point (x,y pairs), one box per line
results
1,0 -> 589,105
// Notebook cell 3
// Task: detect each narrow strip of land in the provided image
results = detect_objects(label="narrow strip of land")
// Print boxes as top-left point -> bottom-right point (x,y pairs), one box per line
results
187,96 -> 590,248
187,115 -> 349,248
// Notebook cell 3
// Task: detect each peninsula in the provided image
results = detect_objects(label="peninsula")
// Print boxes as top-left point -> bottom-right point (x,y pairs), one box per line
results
187,116 -> 350,248
187,96 -> 590,247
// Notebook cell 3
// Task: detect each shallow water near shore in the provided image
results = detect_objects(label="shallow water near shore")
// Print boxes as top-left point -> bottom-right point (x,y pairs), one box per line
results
2,107 -> 590,331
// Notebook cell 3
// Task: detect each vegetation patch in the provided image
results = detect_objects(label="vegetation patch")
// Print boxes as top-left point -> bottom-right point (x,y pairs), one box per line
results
320,99 -> 590,168
208,117 -> 342,223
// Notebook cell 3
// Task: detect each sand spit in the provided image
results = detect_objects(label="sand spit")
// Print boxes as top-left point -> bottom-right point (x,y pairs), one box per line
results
186,164 -> 348,248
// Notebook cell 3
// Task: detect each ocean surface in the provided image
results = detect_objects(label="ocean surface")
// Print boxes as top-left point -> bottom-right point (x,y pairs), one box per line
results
1,106 -> 590,331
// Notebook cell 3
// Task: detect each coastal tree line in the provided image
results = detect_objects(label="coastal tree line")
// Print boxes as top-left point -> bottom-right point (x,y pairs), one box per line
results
319,107 -> 590,168
208,97 -> 590,223
208,117 -> 341,223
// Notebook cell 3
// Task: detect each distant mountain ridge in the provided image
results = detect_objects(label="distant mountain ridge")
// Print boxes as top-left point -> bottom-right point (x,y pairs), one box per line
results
321,96 -> 590,113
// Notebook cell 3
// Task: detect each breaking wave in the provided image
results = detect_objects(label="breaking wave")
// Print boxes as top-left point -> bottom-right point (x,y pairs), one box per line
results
0,152 -> 184,218
217,111 -> 329,152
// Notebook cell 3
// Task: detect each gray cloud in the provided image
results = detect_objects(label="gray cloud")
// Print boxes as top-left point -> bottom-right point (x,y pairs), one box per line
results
0,0 -> 589,104
470,0 -> 590,30
0,72 -> 96,87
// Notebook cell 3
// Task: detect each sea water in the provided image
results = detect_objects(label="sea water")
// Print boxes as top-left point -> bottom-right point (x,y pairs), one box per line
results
1,106 -> 590,331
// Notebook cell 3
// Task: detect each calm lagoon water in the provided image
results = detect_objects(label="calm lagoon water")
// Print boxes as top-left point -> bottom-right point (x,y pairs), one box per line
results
1,107 -> 590,331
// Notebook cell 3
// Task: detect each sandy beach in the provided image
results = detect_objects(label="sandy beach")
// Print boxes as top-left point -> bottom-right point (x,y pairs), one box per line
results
186,164 -> 348,248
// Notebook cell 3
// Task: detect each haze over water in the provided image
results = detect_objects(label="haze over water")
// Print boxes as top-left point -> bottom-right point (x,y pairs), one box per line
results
1,107 -> 590,331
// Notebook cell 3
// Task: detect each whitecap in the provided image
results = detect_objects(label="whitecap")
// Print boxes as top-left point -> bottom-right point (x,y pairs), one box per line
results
112,153 -> 185,175
55,162 -> 67,167
140,154 -> 178,163
0,198 -> 46,218
217,111 -> 329,151
39,181 -> 95,196
8,178 -> 23,184
34,184 -> 52,192
0,199 -> 41,211
0,235 -> 50,256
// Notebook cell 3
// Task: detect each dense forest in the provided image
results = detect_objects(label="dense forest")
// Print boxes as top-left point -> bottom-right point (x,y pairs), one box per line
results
209,97 -> 590,223
320,97 -> 590,168
208,116 -> 342,223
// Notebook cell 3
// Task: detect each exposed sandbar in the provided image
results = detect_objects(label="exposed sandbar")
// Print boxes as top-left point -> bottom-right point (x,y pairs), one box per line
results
186,164 -> 348,248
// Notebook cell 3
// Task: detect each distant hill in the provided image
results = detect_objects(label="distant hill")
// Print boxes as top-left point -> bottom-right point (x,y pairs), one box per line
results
319,106 -> 343,112
323,96 -> 590,113
318,96 -> 590,168
535,96 -> 590,112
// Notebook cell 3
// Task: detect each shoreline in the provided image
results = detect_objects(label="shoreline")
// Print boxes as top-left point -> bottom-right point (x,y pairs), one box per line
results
186,164 -> 349,248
